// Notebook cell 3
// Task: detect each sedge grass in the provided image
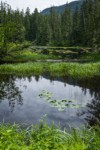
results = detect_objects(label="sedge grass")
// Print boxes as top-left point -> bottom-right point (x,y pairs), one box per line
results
0,123 -> 100,150
0,62 -> 100,78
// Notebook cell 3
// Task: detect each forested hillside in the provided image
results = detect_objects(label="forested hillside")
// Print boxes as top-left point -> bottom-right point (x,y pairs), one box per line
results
0,0 -> 100,58
41,0 -> 84,14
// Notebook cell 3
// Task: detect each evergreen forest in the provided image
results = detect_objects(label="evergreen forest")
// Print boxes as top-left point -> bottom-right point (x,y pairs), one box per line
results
0,0 -> 100,53
0,1 -> 100,149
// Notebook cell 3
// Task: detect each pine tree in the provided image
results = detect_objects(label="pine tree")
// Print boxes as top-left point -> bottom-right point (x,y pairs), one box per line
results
71,7 -> 81,46
61,4 -> 72,46
92,0 -> 100,48
49,7 -> 61,45
24,7 -> 31,40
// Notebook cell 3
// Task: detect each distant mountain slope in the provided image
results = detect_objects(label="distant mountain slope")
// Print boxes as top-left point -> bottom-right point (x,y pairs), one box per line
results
41,0 -> 84,14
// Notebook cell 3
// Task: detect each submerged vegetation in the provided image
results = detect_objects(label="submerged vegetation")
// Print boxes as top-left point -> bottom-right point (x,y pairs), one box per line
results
0,123 -> 100,150
0,62 -> 100,79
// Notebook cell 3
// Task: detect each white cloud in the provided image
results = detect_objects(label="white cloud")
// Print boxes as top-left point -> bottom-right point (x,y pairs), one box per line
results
1,0 -> 74,12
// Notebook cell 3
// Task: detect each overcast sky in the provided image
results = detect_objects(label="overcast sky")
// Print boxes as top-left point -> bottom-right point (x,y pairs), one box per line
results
1,0 -> 75,12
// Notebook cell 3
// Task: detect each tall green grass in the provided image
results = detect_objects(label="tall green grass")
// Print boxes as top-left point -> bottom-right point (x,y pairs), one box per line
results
0,123 -> 100,150
49,62 -> 100,78
81,51 -> 100,61
0,62 -> 100,79
2,50 -> 50,62
0,63 -> 45,76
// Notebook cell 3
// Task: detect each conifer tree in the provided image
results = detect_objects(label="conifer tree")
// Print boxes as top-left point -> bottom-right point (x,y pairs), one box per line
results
61,5 -> 72,46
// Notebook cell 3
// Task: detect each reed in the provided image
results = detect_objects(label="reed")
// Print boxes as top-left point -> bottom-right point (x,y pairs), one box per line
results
0,62 -> 100,78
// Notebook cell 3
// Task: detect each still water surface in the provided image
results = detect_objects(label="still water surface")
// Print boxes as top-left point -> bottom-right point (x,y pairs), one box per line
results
0,75 -> 100,129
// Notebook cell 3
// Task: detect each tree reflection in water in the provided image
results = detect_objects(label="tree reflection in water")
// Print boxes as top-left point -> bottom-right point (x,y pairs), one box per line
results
0,75 -> 23,112
0,74 -> 100,126
65,76 -> 100,126
86,93 -> 100,126
75,77 -> 100,126
44,75 -> 100,126
82,78 -> 100,126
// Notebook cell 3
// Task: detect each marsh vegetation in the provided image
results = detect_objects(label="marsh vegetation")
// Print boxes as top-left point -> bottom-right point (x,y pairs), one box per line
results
0,123 -> 100,150
0,0 -> 100,149
0,62 -> 100,79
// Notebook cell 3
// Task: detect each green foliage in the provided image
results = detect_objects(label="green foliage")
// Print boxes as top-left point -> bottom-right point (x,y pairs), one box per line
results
0,0 -> 100,61
2,45 -> 97,63
0,62 -> 100,79
49,62 -> 100,78
81,51 -> 100,61
2,50 -> 50,63
0,0 -> 100,50
0,123 -> 100,150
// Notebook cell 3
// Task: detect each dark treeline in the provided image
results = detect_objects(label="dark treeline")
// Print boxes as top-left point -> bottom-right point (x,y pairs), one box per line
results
0,0 -> 100,48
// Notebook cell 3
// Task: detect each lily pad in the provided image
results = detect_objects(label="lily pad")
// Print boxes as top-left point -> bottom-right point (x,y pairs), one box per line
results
39,90 -> 80,111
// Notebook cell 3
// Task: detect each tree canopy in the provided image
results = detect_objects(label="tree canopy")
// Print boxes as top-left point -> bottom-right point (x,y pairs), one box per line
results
0,0 -> 99,57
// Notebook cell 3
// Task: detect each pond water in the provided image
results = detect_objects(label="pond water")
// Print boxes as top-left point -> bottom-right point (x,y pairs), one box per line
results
0,75 -> 100,129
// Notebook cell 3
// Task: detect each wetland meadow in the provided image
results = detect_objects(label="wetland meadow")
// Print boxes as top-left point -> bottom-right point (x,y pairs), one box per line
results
0,50 -> 100,149
0,0 -> 100,148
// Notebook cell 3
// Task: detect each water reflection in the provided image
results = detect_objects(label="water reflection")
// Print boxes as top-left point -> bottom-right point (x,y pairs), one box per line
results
86,93 -> 100,126
0,76 -> 23,112
70,77 -> 100,125
0,74 -> 99,127
45,75 -> 100,126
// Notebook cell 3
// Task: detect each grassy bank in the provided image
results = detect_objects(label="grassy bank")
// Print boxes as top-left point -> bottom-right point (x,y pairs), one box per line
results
0,123 -> 100,150
1,43 -> 99,62
0,62 -> 100,79
81,51 -> 100,61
